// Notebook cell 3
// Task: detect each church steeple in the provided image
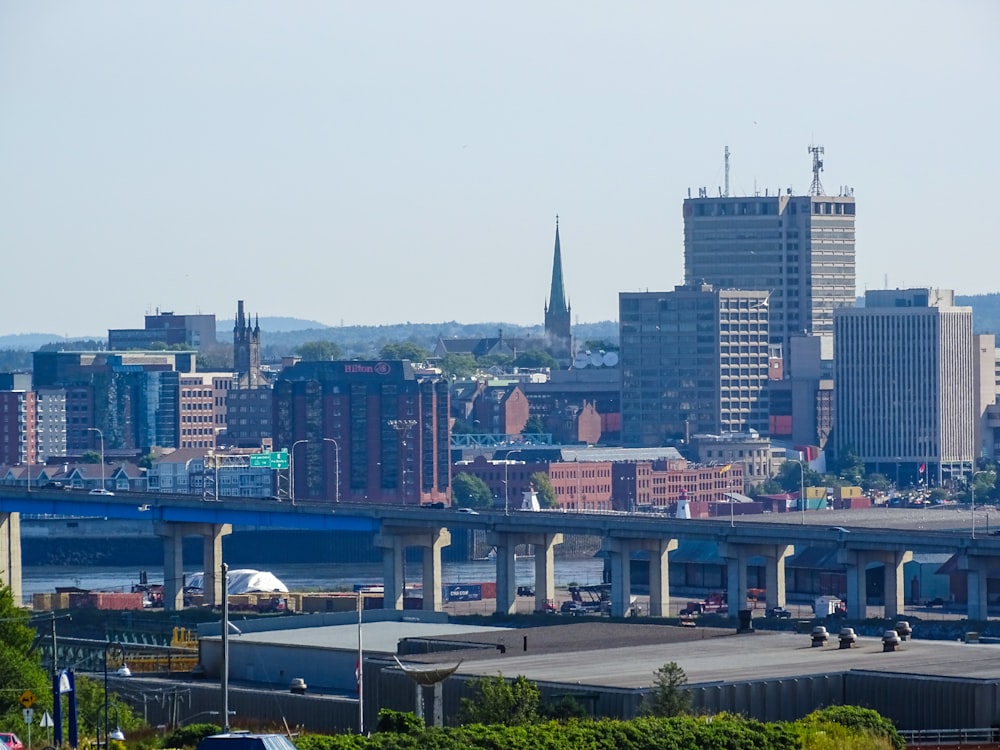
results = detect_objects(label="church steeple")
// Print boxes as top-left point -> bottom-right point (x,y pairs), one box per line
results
543,215 -> 572,362
546,214 -> 569,316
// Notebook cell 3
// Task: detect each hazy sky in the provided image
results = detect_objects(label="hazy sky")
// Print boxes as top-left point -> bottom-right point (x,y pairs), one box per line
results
2,2 -> 998,337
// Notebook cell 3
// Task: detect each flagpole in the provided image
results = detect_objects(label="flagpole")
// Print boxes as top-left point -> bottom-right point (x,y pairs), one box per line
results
357,592 -> 364,735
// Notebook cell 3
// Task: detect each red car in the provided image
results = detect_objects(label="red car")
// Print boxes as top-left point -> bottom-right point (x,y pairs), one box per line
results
0,733 -> 24,750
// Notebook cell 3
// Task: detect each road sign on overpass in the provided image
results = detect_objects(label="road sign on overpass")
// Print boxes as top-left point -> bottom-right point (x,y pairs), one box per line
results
249,451 -> 289,470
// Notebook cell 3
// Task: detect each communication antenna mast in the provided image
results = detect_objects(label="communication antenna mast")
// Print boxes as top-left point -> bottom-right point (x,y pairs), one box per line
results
724,145 -> 730,197
808,144 -> 825,196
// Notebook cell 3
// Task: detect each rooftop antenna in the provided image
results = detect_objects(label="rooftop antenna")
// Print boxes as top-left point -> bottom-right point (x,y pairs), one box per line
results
724,145 -> 730,197
808,144 -> 825,196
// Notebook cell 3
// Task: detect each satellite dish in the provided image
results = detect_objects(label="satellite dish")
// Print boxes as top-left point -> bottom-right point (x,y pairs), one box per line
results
603,351 -> 619,367
574,354 -> 590,369
589,352 -> 604,367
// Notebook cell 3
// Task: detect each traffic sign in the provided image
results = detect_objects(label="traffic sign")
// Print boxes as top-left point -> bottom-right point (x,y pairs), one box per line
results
20,689 -> 35,708
23,707 -> 34,724
40,711 -> 53,728
250,451 -> 289,469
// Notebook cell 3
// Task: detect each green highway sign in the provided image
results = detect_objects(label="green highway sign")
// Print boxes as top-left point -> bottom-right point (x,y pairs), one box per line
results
250,451 -> 289,469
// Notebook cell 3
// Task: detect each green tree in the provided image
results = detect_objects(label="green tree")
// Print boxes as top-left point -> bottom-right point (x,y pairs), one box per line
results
582,339 -> 619,352
439,353 -> 478,379
777,461 -> 822,493
80,450 -> 102,464
513,349 -> 557,369
640,661 -> 690,717
379,341 -> 431,361
458,674 -> 540,726
830,448 -> 865,486
524,415 -> 545,434
477,353 -> 514,369
0,584 -> 51,728
451,472 -> 493,509
864,473 -> 891,493
530,472 -> 558,508
803,706 -> 904,750
137,452 -> 157,469
296,340 -> 343,361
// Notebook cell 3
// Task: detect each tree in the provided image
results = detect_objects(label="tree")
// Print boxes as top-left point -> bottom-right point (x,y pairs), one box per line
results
0,584 -> 51,728
640,661 -> 690,717
80,450 -> 102,464
379,341 -> 431,361
513,349 -> 557,369
458,674 -> 540,726
524,415 -> 545,434
439,353 -> 478,379
451,473 -> 493,509
530,472 -> 558,508
296,340 -> 343,361
477,353 -> 514,369
777,461 -> 822,493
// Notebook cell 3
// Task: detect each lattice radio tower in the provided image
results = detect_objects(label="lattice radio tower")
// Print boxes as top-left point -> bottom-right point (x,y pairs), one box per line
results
808,144 -> 825,196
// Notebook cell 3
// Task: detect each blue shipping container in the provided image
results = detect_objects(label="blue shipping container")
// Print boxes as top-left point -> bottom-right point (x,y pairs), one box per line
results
443,584 -> 482,602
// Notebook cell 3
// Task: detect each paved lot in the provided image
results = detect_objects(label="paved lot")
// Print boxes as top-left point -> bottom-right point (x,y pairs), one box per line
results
737,504 -> 996,535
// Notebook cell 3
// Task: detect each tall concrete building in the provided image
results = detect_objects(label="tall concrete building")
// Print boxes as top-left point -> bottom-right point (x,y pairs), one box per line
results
683,158 -> 856,365
109,310 -> 217,351
620,284 -> 770,447
833,289 -> 975,485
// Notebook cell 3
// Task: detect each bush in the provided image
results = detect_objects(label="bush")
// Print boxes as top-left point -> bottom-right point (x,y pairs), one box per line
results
803,706 -> 903,750
159,723 -> 222,749
375,709 -> 424,735
457,674 -> 540,726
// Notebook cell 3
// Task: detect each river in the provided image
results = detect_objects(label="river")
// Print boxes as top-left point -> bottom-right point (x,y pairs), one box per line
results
19,558 -> 608,605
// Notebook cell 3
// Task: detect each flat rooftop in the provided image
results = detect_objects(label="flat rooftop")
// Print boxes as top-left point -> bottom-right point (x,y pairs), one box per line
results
395,622 -> 1000,689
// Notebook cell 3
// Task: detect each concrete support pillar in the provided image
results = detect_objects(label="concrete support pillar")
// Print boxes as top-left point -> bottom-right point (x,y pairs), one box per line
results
157,523 -> 185,611
634,538 -> 678,617
725,548 -> 748,616
533,533 -> 562,613
493,534 -> 517,615
421,529 -> 451,612
720,543 -> 793,616
841,551 -> 867,620
606,537 -> 632,617
764,545 -> 794,611
959,555 -> 990,621
883,550 -> 913,619
490,532 -> 562,614
201,524 -> 232,608
0,512 -> 22,606
376,527 -> 451,612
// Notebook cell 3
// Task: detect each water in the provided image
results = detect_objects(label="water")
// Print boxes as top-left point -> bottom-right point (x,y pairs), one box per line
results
19,558 -> 607,604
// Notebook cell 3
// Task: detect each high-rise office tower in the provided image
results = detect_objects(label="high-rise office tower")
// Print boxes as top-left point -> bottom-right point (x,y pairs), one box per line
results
833,288 -> 974,485
683,149 -> 856,365
620,284 -> 771,447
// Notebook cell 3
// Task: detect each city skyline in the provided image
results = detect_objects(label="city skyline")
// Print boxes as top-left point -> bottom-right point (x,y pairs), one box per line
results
1,2 -> 997,337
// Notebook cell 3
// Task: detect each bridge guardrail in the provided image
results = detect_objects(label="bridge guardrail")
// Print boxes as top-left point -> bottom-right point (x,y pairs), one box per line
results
899,727 -> 1000,745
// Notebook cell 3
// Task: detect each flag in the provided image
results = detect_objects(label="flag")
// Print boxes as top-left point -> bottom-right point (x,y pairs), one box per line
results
919,463 -> 926,474
355,659 -> 361,695
719,464 -> 732,474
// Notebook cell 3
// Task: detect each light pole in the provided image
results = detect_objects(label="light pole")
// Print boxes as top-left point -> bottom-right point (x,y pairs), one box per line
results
799,460 -> 807,525
971,470 -> 991,539
322,438 -> 340,502
103,641 -> 127,749
504,449 -> 524,515
88,427 -> 105,491
289,440 -> 308,504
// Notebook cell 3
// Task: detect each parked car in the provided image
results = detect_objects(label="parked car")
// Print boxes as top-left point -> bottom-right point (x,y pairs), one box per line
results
517,585 -> 535,597
768,606 -> 792,619
88,488 -> 114,496
560,601 -> 589,616
457,507 -> 479,515
0,733 -> 24,750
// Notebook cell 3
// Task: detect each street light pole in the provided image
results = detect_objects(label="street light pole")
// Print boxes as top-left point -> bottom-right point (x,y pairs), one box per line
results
800,460 -> 806,525
88,427 -> 105,491
971,470 -> 989,540
289,440 -> 308,504
504,450 -> 523,515
323,438 -> 340,502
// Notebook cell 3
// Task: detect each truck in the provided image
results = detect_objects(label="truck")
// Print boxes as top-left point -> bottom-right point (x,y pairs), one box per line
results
679,591 -> 727,616
814,595 -> 846,617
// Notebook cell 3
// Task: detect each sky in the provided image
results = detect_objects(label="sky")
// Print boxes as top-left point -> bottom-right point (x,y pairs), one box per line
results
1,2 -> 998,337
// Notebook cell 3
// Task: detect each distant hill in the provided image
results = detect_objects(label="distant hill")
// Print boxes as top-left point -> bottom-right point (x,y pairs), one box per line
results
216,316 -> 330,334
0,333 -> 93,351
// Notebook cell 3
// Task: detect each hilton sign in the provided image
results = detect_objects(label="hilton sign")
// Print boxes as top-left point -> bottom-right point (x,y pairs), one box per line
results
343,361 -> 393,375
